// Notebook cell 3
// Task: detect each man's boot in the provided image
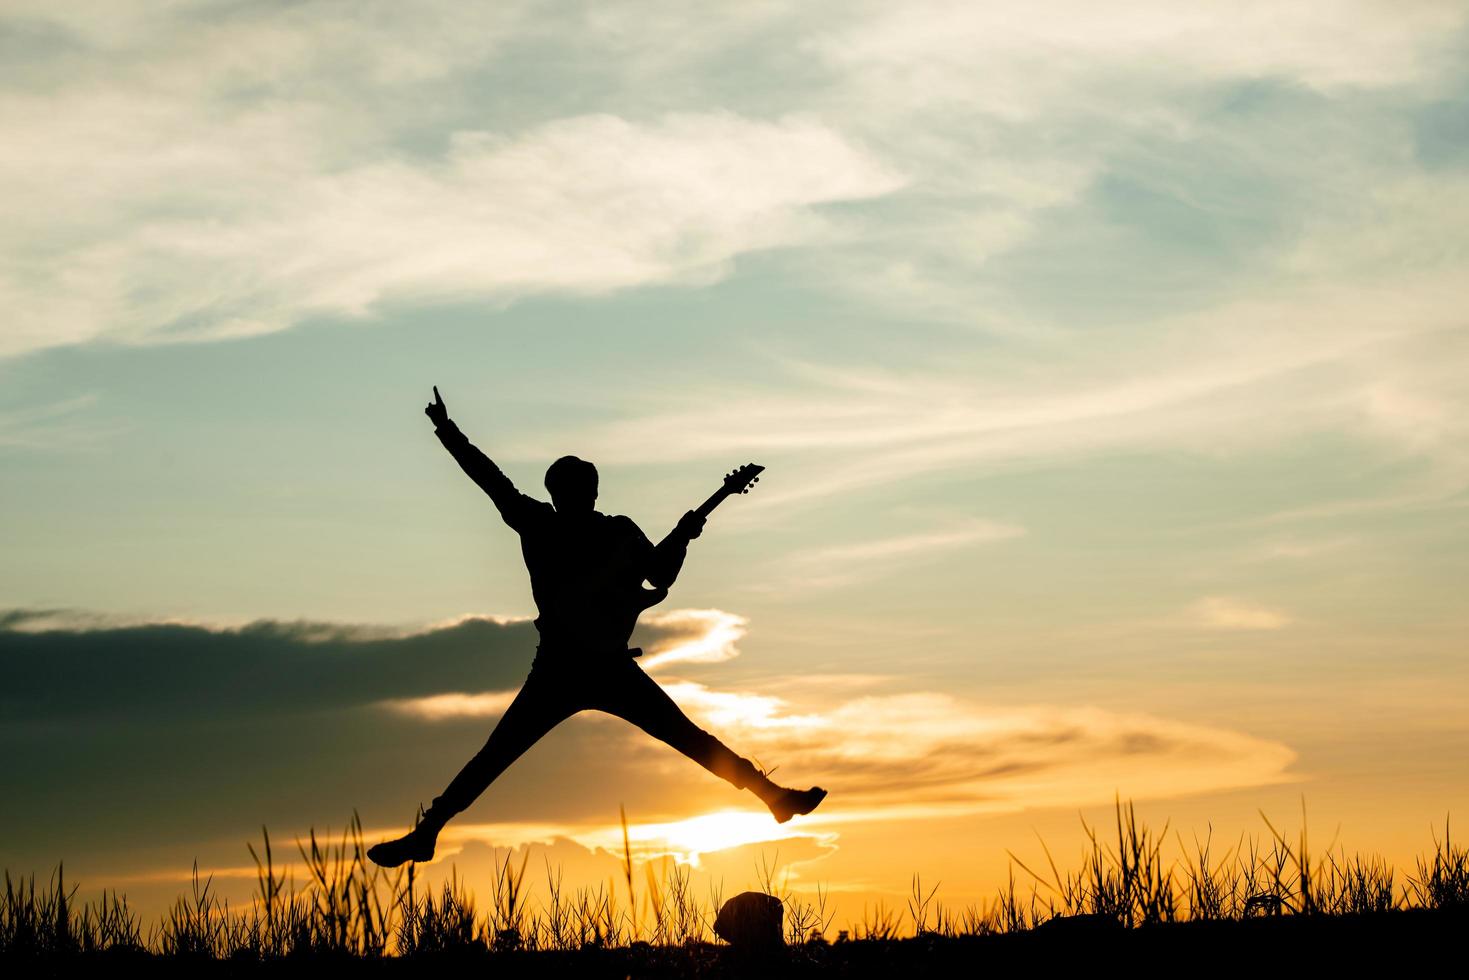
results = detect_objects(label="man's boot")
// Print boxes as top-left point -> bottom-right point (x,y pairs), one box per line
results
762,784 -> 828,823
734,759 -> 828,824
366,804 -> 450,868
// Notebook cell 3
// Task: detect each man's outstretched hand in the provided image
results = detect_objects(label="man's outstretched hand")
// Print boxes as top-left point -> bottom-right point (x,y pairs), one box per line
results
425,385 -> 449,428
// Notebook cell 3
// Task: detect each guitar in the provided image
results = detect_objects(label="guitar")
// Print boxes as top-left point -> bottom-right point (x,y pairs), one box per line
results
618,463 -> 764,652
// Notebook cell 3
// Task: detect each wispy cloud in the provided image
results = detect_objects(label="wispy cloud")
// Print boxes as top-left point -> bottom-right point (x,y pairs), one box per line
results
767,518 -> 1026,591
1185,596 -> 1292,631
383,690 -> 516,721
814,1 -> 1463,103
376,670 -> 1301,842
0,4 -> 902,360
790,520 -> 1025,566
539,271 -> 1469,527
628,677 -> 1299,821
1245,536 -> 1360,563
639,609 -> 748,670
0,109 -> 899,358
0,394 -> 115,450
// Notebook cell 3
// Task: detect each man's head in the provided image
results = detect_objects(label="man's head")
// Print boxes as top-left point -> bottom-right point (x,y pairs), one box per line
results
545,455 -> 598,513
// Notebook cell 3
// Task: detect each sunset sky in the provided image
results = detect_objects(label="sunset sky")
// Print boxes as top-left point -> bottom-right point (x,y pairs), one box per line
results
3,1 -> 1468,927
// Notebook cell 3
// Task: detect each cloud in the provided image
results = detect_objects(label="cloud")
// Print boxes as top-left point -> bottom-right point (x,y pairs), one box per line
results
638,608 -> 748,670
383,690 -> 517,722
781,0 -> 1469,328
0,608 -> 540,722
532,268 -> 1469,527
0,109 -> 899,359
0,394 -> 115,450
765,518 -> 1026,591
6,0 -> 1462,365
790,520 -> 1025,566
814,1 -> 1465,104
0,606 -> 745,724
1185,596 -> 1292,631
1241,536 -> 1360,563
641,680 -> 1298,819
0,3 -> 902,359
1,606 -> 1296,870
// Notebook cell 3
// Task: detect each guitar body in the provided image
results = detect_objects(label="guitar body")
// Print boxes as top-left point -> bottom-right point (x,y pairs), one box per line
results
612,584 -> 669,656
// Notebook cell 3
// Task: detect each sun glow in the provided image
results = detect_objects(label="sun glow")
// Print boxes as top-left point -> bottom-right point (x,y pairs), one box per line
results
578,809 -> 831,867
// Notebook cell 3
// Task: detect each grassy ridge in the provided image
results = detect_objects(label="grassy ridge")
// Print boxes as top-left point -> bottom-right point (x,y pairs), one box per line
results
3,800 -> 1467,965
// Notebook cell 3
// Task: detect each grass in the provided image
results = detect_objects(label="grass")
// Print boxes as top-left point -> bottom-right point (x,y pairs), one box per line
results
3,799 -> 1467,969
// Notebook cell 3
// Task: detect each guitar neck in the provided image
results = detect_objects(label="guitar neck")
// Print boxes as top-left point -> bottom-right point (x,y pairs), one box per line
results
693,487 -> 730,520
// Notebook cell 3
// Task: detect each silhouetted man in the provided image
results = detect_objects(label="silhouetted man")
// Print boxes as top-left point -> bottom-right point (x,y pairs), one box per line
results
367,387 -> 826,867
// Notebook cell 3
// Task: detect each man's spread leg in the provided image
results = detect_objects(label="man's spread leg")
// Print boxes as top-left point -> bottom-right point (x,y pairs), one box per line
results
369,666 -> 579,867
589,659 -> 826,822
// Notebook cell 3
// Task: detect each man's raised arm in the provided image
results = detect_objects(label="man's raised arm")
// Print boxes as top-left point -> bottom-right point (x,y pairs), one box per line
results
646,510 -> 706,589
425,386 -> 538,531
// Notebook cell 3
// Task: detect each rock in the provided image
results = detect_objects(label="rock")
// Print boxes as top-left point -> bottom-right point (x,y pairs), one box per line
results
714,891 -> 785,949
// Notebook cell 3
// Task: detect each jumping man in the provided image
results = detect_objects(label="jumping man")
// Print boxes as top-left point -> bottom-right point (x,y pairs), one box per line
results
367,387 -> 826,867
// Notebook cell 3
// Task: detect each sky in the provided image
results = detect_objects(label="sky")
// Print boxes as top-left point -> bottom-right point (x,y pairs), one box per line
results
3,0 -> 1469,929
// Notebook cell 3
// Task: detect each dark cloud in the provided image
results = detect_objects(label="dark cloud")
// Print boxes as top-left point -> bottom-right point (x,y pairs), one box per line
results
0,611 -> 539,723
0,608 -> 724,723
0,609 -> 725,868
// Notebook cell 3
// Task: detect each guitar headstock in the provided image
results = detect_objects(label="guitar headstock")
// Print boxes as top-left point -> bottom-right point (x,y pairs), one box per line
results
722,463 -> 764,495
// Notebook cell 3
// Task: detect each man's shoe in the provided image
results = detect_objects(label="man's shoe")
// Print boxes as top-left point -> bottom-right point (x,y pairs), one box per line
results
367,824 -> 439,868
766,786 -> 827,824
